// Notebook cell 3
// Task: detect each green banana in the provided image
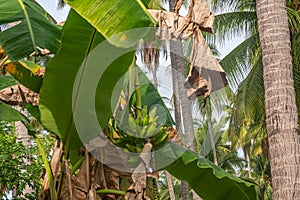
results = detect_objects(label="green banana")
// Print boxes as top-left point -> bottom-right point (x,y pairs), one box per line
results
128,114 -> 136,130
149,107 -> 157,121
149,115 -> 159,124
141,105 -> 148,118
151,132 -> 168,146
142,115 -> 149,126
140,125 -> 148,138
136,117 -> 142,126
146,122 -> 157,137
125,143 -> 142,153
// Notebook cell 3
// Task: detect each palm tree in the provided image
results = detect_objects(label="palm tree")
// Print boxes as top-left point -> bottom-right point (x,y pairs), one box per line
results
167,0 -> 197,199
211,1 -> 300,198
256,0 -> 300,198
0,0 -> 260,199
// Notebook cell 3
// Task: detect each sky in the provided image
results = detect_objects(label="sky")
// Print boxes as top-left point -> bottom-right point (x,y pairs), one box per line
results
36,0 -> 70,22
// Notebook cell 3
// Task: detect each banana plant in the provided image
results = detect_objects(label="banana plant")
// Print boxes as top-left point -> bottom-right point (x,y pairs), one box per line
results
0,0 -> 257,199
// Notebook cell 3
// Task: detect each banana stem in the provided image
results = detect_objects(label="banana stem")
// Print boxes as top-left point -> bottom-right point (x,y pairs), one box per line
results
135,65 -> 142,118
34,136 -> 56,199
96,189 -> 126,195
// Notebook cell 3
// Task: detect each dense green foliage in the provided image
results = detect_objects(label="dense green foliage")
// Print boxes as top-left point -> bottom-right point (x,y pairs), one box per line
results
0,121 -> 53,199
4,0 -> 289,199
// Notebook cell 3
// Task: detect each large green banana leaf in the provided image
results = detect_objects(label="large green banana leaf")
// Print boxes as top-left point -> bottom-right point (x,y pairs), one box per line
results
0,101 -> 33,131
0,76 -> 18,90
65,0 -> 156,47
39,10 -> 135,150
0,0 -> 61,61
154,142 -> 257,199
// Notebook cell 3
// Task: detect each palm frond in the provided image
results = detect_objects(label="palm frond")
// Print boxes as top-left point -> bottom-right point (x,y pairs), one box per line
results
236,0 -> 256,11
292,30 -> 300,125
287,7 -> 300,34
210,86 -> 234,114
209,0 -> 244,12
219,33 -> 259,89
207,11 -> 256,48
229,53 -> 265,146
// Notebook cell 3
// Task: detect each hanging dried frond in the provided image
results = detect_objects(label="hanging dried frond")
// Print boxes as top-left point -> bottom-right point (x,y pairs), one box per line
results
185,28 -> 227,100
148,0 -> 227,100
173,0 -> 185,13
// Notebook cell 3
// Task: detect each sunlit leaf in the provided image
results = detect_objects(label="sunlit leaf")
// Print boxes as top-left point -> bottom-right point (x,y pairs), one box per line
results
39,10 -> 135,150
65,0 -> 156,47
5,61 -> 43,93
0,0 -> 61,61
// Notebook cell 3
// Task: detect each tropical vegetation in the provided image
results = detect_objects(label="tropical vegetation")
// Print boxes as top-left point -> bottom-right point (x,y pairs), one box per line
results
0,0 -> 299,199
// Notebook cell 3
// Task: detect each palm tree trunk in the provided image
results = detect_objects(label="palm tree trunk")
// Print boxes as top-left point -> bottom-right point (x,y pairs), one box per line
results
170,39 -> 197,151
207,100 -> 218,165
207,116 -> 218,165
256,0 -> 300,199
169,18 -> 202,200
166,172 -> 176,200
181,181 -> 190,200
168,1 -> 188,199
152,64 -> 158,89
168,1 -> 199,199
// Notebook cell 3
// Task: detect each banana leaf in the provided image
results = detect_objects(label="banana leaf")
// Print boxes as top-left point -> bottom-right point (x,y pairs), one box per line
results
0,0 -> 61,61
65,0 -> 156,47
5,61 -> 43,93
39,10 -> 135,151
0,76 -> 18,90
154,142 -> 257,199
0,101 -> 33,131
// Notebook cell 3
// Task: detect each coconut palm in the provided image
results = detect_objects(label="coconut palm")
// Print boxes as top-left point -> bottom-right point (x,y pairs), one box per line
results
210,0 -> 300,198
256,0 -> 300,198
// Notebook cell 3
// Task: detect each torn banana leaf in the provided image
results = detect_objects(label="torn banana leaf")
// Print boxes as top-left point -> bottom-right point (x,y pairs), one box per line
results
154,142 -> 256,199
0,0 -> 61,61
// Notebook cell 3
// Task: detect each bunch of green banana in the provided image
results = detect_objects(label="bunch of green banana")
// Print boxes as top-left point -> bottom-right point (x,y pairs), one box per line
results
108,105 -> 169,153
128,106 -> 164,139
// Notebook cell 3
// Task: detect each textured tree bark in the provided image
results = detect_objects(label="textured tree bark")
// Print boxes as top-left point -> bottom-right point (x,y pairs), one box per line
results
172,64 -> 182,134
168,0 -> 200,199
170,40 -> 197,152
256,0 -> 300,199
169,16 -> 203,200
166,172 -> 176,200
207,101 -> 218,165
180,181 -> 190,200
170,44 -> 191,199
168,1 -> 191,199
